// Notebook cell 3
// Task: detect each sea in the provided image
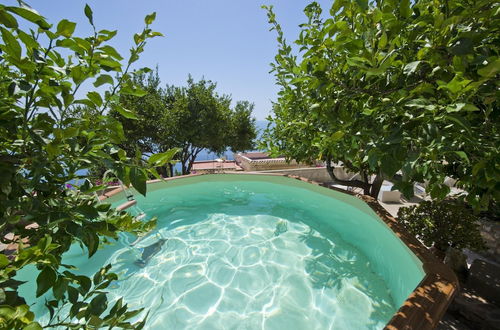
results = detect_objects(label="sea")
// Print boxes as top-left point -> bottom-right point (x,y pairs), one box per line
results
73,120 -> 269,180
172,120 -> 269,173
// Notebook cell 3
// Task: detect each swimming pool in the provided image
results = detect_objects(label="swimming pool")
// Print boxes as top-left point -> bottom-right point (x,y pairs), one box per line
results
19,174 -> 426,329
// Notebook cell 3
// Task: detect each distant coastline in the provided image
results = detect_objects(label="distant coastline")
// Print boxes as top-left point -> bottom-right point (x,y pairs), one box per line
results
176,119 -> 268,165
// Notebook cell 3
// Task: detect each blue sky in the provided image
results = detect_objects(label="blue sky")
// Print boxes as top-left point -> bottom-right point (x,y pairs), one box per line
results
6,0 -> 331,120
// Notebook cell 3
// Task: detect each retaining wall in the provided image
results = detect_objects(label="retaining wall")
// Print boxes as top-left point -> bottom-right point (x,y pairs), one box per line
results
257,167 -> 332,183
480,220 -> 500,263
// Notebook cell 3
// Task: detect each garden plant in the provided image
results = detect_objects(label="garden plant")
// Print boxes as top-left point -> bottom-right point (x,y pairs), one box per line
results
0,3 -> 176,328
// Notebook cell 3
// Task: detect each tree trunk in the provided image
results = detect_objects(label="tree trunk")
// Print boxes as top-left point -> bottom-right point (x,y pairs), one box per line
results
181,161 -> 187,175
168,163 -> 174,177
361,170 -> 370,195
186,148 -> 203,175
325,157 -> 385,200
369,174 -> 384,199
180,145 -> 190,175
325,157 -> 371,191
157,166 -> 168,178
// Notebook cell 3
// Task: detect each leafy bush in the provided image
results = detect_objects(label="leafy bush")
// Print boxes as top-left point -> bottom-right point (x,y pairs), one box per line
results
262,0 -> 499,208
0,3 -> 176,328
114,72 -> 258,175
397,200 -> 486,258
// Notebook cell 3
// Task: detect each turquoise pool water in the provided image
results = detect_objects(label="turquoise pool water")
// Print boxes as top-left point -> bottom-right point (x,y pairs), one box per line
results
19,175 -> 424,329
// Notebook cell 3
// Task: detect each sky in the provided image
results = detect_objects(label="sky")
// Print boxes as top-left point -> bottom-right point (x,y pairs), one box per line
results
5,0 -> 332,120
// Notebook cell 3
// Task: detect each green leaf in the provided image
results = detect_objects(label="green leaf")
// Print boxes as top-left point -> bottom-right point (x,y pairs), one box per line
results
454,151 -> 469,163
88,316 -> 104,327
56,19 -> 76,37
0,27 -> 21,59
130,167 -> 147,196
93,74 -> 114,87
472,161 -> 485,176
36,267 -> 56,297
148,31 -> 164,38
76,275 -> 92,293
109,297 -> 123,316
112,104 -> 138,119
0,10 -> 19,28
88,293 -> 107,316
330,131 -> 345,141
84,4 -> 93,25
5,6 -> 50,29
52,277 -> 68,300
23,322 -> 43,330
0,254 -> 9,268
134,311 -> 149,330
430,183 -> 450,200
121,85 -> 148,97
45,143 -> 60,159
446,103 -> 479,112
87,91 -> 103,107
144,12 -> 156,25
477,58 -> 500,77
17,30 -> 38,49
148,148 -> 180,166
75,205 -> 99,219
84,231 -> 99,257
403,61 -> 421,75
330,0 -> 345,15
440,74 -> 472,94
63,126 -> 79,139
355,0 -> 368,11
400,0 -> 411,18
346,56 -> 371,67
98,29 -> 117,41
133,33 -> 143,45
95,203 -> 111,212
148,167 -> 162,180
381,156 -> 400,177
99,58 -> 122,72
378,32 -> 387,49
99,45 -> 123,60
67,286 -> 79,304
449,38 -> 473,56
444,115 -> 472,134
71,66 -> 85,84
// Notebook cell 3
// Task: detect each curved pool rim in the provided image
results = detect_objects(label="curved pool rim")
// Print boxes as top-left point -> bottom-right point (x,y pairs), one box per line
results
101,172 -> 459,329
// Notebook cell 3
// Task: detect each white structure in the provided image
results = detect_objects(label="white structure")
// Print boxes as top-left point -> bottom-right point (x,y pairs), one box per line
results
235,152 -> 315,171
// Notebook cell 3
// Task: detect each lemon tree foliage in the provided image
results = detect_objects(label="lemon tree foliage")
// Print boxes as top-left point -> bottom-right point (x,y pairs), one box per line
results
115,74 -> 257,175
263,0 -> 499,207
166,77 -> 257,175
0,3 -> 174,328
397,200 -> 486,258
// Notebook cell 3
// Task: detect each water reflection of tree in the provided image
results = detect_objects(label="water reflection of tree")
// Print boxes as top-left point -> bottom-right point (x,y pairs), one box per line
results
299,230 -> 395,326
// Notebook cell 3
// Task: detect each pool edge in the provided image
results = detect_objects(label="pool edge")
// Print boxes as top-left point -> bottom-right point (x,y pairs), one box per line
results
100,172 -> 459,330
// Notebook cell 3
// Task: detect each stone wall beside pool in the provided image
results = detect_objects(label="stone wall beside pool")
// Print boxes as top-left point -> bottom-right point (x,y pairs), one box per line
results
480,220 -> 500,263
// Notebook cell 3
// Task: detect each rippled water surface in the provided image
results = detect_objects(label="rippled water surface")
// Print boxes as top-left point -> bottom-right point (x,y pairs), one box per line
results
21,176 -> 424,329
106,180 -> 397,329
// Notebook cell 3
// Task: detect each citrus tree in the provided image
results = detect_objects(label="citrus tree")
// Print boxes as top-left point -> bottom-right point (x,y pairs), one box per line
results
115,74 -> 257,175
0,3 -> 176,328
166,77 -> 257,174
263,0 -> 499,208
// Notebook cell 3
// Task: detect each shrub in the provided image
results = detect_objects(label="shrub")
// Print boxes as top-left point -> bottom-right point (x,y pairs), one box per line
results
397,200 -> 486,258
0,3 -> 176,328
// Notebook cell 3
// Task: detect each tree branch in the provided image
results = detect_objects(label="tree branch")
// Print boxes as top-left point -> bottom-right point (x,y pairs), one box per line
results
325,157 -> 371,190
